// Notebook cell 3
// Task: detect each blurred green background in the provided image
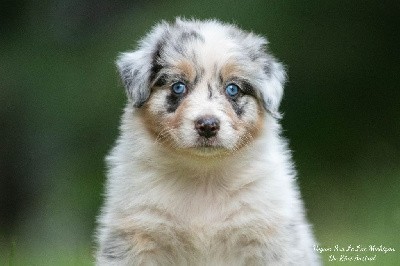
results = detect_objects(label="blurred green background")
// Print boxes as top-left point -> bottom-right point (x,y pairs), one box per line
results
1,0 -> 399,265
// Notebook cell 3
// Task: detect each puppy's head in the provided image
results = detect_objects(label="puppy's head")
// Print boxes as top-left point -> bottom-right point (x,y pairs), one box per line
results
117,18 -> 286,157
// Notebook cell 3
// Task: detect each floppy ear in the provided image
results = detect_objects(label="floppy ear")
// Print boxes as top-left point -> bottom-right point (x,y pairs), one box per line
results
241,33 -> 286,119
116,50 -> 153,108
116,22 -> 169,107
262,58 -> 287,119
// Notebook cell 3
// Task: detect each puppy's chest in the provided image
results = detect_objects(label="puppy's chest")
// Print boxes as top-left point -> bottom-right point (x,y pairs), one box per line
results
125,172 -> 285,261
129,201 -> 280,263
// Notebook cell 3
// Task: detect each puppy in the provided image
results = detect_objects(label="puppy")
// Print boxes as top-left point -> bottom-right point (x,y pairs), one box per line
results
96,18 -> 320,265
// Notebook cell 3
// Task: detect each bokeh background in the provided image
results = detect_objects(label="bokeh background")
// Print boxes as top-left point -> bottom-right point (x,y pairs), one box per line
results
1,1 -> 399,265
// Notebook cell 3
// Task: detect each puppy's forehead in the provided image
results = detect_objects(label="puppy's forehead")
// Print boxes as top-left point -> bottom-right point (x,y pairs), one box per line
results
157,22 -> 259,80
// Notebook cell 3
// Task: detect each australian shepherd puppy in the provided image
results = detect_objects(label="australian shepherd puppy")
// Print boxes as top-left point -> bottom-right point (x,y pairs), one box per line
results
96,18 -> 320,265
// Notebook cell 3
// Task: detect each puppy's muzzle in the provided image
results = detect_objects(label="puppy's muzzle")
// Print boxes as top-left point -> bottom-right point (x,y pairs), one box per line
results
195,116 -> 220,139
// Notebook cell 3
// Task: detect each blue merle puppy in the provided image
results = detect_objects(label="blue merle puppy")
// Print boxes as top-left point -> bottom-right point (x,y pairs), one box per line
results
96,18 -> 320,266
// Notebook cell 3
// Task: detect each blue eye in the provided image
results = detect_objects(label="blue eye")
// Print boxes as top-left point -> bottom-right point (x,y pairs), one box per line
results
225,84 -> 239,98
171,82 -> 186,95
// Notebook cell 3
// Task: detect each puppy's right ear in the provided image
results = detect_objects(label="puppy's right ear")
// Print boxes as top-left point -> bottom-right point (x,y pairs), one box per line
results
116,50 -> 153,108
116,22 -> 168,107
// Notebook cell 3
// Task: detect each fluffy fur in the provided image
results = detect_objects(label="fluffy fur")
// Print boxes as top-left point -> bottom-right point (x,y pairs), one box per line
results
96,18 -> 320,265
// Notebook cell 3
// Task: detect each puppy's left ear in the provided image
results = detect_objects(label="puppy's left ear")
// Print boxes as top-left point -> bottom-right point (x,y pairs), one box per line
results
116,50 -> 153,108
262,58 -> 286,119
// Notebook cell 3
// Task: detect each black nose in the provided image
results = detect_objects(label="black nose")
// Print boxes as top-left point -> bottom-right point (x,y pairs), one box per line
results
195,116 -> 220,138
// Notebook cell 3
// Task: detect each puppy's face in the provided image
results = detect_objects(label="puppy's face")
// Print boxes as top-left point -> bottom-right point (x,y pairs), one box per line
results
117,19 -> 286,157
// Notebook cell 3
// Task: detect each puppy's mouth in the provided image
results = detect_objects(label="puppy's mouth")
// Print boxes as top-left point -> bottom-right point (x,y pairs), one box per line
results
195,136 -> 220,147
185,136 -> 230,156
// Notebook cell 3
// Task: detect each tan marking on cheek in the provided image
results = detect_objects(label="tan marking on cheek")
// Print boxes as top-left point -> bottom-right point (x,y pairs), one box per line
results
138,91 -> 176,145
245,104 -> 265,139
167,98 -> 189,130
230,100 -> 265,150
223,100 -> 241,131
137,88 -> 194,151
138,102 -> 161,139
